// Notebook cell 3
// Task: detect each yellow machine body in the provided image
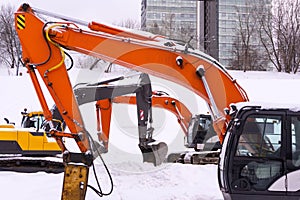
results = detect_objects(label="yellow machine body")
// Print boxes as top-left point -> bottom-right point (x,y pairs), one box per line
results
0,124 -> 61,155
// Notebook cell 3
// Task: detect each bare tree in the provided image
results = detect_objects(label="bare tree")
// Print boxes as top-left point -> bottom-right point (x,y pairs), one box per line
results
146,13 -> 175,38
146,14 -> 198,48
76,19 -> 141,70
258,0 -> 300,73
117,19 -> 140,29
161,13 -> 176,39
76,54 -> 108,70
0,4 -> 21,75
229,1 -> 269,71
149,22 -> 160,35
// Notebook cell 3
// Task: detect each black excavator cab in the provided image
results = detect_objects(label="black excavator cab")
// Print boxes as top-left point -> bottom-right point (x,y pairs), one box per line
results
219,105 -> 300,200
186,114 -> 221,151
21,109 -> 44,130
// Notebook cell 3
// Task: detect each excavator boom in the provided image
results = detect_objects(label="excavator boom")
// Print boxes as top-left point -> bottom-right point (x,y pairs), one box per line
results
15,5 -> 90,153
15,4 -> 248,143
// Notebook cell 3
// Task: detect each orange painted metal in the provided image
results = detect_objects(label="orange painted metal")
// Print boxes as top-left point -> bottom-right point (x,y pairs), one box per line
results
95,95 -> 192,150
113,95 -> 192,136
15,4 -> 248,149
95,99 -> 112,150
15,7 -> 89,152
48,25 -> 249,142
88,21 -> 157,41
48,26 -> 249,143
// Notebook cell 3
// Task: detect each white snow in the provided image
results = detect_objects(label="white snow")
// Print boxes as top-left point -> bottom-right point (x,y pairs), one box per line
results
1,66 -> 300,200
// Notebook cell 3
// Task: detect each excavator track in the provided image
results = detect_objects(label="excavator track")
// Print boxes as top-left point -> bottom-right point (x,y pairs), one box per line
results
0,155 -> 64,173
167,150 -> 220,165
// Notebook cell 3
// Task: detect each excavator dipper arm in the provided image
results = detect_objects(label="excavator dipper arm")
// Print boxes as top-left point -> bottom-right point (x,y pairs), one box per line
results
74,73 -> 168,165
113,92 -> 192,136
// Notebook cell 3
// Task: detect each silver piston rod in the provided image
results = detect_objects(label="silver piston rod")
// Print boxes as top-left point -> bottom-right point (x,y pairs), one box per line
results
196,65 -> 221,120
30,6 -> 89,27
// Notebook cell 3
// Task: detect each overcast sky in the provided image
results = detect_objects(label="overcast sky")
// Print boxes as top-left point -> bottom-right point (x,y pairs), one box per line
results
1,0 -> 142,24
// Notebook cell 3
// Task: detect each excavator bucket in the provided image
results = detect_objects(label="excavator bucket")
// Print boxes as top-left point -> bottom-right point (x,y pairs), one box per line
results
139,142 -> 168,166
90,140 -> 108,158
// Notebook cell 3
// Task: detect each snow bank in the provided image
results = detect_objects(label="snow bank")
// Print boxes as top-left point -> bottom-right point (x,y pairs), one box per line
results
0,161 -> 222,200
230,70 -> 300,105
86,162 -> 222,200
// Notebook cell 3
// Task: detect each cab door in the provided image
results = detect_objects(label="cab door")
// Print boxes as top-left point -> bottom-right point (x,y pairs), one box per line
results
226,110 -> 288,199
286,114 -> 300,198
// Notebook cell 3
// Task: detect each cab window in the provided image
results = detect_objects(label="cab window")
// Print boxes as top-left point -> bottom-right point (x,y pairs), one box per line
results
291,116 -> 300,168
236,116 -> 281,157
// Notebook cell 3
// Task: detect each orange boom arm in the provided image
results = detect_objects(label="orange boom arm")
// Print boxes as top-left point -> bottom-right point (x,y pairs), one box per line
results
15,4 -> 248,145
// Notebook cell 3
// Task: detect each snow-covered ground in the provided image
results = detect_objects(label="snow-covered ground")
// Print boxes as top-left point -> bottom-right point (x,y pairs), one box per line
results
1,66 -> 300,200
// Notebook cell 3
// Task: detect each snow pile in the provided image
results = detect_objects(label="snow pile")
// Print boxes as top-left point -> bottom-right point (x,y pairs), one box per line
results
86,162 -> 222,200
230,70 -> 300,105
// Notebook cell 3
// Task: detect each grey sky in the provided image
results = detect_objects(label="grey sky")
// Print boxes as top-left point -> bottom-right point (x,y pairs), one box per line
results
1,0 -> 142,24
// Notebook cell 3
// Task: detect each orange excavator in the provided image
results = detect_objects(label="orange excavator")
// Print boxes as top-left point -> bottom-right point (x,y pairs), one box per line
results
74,73 -> 219,164
74,72 -> 219,165
107,96 -> 220,164
73,72 -> 169,165
14,4 -> 300,200
92,83 -> 220,164
15,4 -> 247,199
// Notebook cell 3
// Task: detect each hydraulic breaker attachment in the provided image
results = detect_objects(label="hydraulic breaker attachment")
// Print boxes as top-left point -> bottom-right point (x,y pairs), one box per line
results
61,152 -> 93,200
61,163 -> 89,200
139,141 -> 168,166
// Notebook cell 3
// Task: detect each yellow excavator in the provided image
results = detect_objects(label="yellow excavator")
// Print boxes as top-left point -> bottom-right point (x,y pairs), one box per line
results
0,108 -> 61,156
0,108 -> 63,173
